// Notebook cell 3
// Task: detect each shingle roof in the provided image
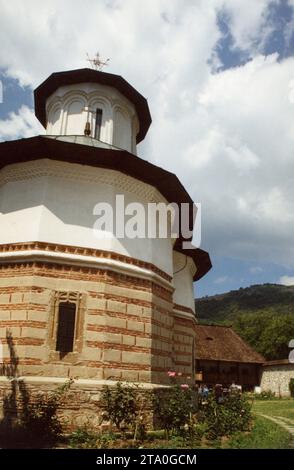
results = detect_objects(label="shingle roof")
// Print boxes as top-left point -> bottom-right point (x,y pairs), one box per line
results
195,324 -> 264,363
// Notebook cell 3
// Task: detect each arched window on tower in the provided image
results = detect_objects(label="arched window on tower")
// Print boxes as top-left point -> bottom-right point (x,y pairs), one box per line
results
94,108 -> 103,140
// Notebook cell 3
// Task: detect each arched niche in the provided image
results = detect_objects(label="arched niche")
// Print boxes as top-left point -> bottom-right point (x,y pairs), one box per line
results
48,105 -> 62,135
65,98 -> 86,135
113,107 -> 132,152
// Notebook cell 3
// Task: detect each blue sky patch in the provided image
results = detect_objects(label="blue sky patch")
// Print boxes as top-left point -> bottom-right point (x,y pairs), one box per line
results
0,71 -> 33,120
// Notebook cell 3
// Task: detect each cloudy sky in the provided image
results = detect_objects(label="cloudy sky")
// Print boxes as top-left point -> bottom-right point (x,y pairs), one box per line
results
0,0 -> 294,297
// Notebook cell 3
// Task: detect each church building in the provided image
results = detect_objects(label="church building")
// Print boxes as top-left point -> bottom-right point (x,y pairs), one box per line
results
0,68 -> 211,422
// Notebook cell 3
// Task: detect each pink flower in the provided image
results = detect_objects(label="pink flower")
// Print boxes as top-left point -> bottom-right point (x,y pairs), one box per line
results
167,371 -> 176,377
181,384 -> 189,389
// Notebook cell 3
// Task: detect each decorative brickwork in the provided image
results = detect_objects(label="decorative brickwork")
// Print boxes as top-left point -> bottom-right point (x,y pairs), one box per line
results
0,259 -> 197,386
0,241 -> 172,283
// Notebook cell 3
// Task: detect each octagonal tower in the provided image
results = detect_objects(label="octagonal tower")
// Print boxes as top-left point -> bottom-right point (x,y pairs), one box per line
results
0,69 -> 211,414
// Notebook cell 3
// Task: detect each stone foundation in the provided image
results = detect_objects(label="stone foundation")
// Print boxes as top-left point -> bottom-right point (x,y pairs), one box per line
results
0,376 -> 163,432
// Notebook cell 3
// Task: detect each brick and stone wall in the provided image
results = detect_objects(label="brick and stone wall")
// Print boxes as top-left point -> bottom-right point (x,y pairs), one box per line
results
260,361 -> 294,397
0,261 -> 179,384
172,309 -> 196,378
0,244 -> 198,430
0,249 -> 197,386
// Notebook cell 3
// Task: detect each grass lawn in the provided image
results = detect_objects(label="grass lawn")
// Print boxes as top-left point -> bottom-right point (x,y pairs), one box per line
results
223,398 -> 294,449
252,398 -> 294,420
224,415 -> 292,449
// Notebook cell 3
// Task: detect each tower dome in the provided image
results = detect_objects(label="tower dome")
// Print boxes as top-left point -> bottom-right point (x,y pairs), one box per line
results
34,68 -> 152,154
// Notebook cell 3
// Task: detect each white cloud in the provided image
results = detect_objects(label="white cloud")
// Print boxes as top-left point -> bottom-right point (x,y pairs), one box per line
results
218,0 -> 279,54
149,50 -> 294,266
214,275 -> 229,284
279,275 -> 294,286
249,266 -> 263,274
0,106 -> 43,141
0,0 -> 278,88
0,0 -> 294,269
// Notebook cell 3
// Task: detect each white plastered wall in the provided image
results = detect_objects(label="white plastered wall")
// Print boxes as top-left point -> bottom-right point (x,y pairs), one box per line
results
46,82 -> 139,154
172,250 -> 196,312
0,159 -> 174,276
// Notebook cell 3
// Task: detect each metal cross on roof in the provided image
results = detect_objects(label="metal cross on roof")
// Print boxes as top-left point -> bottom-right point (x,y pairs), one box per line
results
86,52 -> 110,71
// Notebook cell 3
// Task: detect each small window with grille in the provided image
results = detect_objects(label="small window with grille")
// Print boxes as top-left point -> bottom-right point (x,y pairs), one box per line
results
56,302 -> 76,353
94,108 -> 103,140
49,291 -> 85,360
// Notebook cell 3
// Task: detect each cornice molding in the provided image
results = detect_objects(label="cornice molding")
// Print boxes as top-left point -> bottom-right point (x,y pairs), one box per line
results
173,304 -> 196,321
0,159 -> 167,205
0,241 -> 173,289
0,376 -> 169,389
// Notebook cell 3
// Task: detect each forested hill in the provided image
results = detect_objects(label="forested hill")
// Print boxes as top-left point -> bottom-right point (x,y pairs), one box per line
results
196,284 -> 294,323
195,283 -> 294,360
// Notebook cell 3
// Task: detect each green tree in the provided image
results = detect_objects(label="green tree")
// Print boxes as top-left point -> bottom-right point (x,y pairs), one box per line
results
258,314 -> 294,360
233,312 -> 294,360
